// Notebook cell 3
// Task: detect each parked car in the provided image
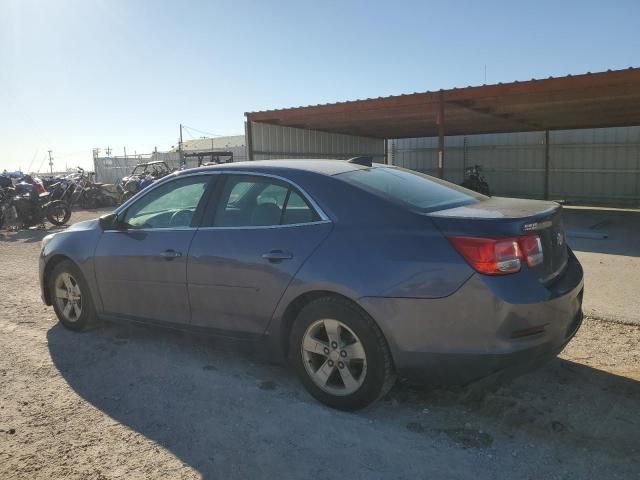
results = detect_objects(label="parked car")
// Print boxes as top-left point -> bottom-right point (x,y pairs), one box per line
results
39,159 -> 584,410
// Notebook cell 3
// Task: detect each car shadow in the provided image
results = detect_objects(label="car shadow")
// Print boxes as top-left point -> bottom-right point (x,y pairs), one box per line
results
47,321 -> 640,477
46,321 -> 305,478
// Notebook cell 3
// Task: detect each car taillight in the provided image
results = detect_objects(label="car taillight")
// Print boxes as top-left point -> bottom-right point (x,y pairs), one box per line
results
519,235 -> 544,267
448,235 -> 543,275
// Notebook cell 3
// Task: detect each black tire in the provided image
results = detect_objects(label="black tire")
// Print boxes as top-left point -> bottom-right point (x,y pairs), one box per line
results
290,296 -> 396,410
48,260 -> 97,332
45,201 -> 72,226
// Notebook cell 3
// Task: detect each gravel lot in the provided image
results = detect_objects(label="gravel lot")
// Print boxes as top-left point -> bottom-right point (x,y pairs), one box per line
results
564,206 -> 640,325
1,209 -> 639,479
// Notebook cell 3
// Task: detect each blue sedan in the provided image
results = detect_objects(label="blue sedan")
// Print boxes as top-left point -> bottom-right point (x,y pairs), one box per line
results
39,159 -> 583,410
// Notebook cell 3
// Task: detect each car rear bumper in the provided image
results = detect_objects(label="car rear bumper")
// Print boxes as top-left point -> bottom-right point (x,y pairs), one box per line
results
359,250 -> 584,386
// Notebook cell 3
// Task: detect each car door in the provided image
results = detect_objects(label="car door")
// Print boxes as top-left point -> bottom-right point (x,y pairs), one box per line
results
94,174 -> 214,324
187,173 -> 332,334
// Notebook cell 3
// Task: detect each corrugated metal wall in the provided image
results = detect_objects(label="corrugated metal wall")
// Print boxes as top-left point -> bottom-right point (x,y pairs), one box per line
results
392,126 -> 640,205
549,128 -> 640,204
249,122 -> 385,162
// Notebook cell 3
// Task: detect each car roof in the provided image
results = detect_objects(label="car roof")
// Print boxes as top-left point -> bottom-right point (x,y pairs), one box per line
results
180,159 -> 377,177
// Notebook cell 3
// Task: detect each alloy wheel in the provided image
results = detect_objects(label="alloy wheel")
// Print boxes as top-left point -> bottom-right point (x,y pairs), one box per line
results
301,318 -> 367,396
54,272 -> 83,323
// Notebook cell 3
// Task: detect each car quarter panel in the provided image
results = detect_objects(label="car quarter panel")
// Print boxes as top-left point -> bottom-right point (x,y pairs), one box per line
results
358,250 -> 584,384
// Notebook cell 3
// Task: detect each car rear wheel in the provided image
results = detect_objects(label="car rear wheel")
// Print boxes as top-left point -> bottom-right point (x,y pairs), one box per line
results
290,296 -> 396,410
49,260 -> 97,331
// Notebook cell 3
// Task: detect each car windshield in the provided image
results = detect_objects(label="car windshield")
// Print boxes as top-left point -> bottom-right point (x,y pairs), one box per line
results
337,166 -> 487,212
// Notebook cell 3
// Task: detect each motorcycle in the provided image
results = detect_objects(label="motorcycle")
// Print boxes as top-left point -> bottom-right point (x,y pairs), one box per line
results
64,167 -> 119,208
0,177 -> 71,230
461,164 -> 491,196
67,168 -> 99,209
48,176 -> 78,204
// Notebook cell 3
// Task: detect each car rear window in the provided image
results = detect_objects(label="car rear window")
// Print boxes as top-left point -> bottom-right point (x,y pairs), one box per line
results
337,166 -> 487,212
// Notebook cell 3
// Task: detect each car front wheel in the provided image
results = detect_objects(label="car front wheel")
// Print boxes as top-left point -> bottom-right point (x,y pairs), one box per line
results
290,297 -> 396,410
49,260 -> 97,331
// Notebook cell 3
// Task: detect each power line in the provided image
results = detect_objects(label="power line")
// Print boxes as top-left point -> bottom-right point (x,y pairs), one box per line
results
182,127 -> 196,140
26,149 -> 39,173
36,153 -> 47,173
181,124 -> 226,138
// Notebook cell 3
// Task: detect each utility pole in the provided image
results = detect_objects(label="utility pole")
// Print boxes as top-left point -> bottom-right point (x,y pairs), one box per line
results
179,123 -> 185,168
105,146 -> 112,156
124,146 -> 127,159
48,150 -> 54,174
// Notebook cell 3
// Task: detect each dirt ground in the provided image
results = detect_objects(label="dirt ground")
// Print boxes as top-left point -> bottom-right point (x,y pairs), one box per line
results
564,206 -> 640,325
0,209 -> 639,479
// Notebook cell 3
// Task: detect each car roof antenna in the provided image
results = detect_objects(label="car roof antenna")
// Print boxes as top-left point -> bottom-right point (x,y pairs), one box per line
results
347,156 -> 373,167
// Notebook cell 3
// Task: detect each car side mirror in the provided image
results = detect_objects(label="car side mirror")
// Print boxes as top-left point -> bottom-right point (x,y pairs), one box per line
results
99,213 -> 126,231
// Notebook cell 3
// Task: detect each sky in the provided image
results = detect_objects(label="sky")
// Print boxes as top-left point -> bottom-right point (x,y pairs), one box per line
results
1,0 -> 639,173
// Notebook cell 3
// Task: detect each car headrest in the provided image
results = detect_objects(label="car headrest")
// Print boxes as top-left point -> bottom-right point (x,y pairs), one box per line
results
250,203 -> 281,226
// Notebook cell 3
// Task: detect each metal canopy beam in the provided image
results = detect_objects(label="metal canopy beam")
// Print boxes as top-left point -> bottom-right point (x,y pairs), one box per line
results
544,130 -> 550,200
436,94 -> 445,178
246,68 -> 640,140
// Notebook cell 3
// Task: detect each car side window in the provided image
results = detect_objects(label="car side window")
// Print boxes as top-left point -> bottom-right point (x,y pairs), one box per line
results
213,175 -> 319,227
257,183 -> 288,208
123,176 -> 210,229
281,190 -> 316,225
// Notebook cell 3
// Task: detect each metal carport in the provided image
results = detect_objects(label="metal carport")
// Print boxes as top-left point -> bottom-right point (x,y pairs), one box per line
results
245,67 -> 640,201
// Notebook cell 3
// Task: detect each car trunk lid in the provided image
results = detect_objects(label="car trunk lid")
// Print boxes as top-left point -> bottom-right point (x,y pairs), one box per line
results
428,197 -> 568,284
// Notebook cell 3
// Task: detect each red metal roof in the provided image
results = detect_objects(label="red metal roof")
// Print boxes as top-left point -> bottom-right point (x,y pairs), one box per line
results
246,68 -> 640,138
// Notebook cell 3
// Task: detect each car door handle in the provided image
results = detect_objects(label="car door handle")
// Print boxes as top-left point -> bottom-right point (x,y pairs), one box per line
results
160,249 -> 182,260
262,250 -> 293,262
